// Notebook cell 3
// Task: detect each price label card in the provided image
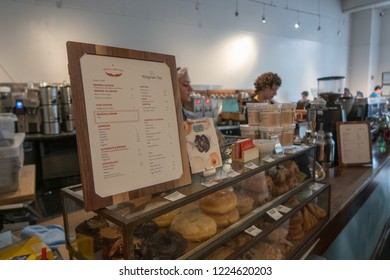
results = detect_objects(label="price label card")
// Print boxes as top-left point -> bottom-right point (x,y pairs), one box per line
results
276,204 -> 292,214
201,181 -> 219,188
244,162 -> 258,170
262,156 -> 275,163
227,170 -> 241,178
244,225 -> 262,236
266,208 -> 283,220
164,191 -> 186,201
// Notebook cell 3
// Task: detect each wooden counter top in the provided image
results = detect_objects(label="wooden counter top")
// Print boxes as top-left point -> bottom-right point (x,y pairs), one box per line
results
0,165 -> 36,205
312,145 -> 390,255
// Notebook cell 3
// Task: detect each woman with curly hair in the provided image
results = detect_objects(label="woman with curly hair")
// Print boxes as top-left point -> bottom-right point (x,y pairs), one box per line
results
253,72 -> 282,103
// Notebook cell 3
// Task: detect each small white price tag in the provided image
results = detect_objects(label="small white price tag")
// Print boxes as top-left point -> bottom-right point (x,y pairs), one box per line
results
266,208 -> 283,220
244,225 -> 262,236
244,162 -> 258,169
276,204 -> 292,214
201,181 -> 219,187
262,156 -> 275,163
164,191 -> 186,201
227,170 -> 241,178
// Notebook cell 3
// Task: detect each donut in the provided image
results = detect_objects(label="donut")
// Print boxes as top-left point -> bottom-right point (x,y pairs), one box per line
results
199,190 -> 237,214
205,244 -> 235,260
206,208 -> 240,227
144,202 -> 180,227
235,191 -> 254,216
208,152 -> 221,167
133,221 -> 159,239
142,231 -> 188,260
170,209 -> 217,242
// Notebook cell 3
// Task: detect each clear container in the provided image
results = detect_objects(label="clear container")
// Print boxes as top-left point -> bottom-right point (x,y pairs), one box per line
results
281,124 -> 296,146
280,103 -> 297,125
259,104 -> 281,127
246,103 -> 260,126
259,126 -> 283,140
0,113 -> 17,146
240,124 -> 260,139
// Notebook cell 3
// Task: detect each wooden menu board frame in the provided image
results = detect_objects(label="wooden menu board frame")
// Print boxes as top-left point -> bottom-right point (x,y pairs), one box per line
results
66,41 -> 191,211
336,121 -> 372,167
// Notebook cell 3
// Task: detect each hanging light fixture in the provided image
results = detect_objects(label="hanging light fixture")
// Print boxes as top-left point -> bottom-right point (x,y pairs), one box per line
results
262,3 -> 266,23
317,0 -> 321,31
235,0 -> 239,17
317,15 -> 321,31
294,11 -> 300,28
337,19 -> 341,36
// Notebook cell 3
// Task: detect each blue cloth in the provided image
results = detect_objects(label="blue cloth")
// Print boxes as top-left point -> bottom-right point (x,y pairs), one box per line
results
370,92 -> 380,97
20,224 -> 65,249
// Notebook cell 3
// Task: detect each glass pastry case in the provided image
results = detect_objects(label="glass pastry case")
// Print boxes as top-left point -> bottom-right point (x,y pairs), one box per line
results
61,144 -> 330,260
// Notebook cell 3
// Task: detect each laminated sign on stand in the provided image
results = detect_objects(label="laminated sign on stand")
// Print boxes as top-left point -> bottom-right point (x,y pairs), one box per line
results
66,41 -> 191,211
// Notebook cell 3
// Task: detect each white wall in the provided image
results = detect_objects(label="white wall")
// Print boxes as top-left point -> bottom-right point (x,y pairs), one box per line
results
348,7 -> 390,96
0,0 -> 350,102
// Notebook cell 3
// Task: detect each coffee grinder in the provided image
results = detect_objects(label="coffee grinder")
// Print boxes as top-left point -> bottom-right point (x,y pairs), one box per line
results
311,76 -> 347,166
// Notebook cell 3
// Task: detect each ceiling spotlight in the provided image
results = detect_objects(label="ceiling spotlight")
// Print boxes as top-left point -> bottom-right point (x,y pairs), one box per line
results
261,4 -> 266,23
235,0 -> 239,16
317,25 -> 321,31
295,11 -> 300,29
379,10 -> 384,17
337,30 -> 341,36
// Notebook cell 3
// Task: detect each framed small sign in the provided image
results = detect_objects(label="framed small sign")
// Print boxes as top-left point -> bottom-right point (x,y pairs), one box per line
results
336,121 -> 372,167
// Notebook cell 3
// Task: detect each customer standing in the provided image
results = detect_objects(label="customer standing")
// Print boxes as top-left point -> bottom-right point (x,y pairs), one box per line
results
253,72 -> 282,103
296,91 -> 309,109
370,85 -> 382,98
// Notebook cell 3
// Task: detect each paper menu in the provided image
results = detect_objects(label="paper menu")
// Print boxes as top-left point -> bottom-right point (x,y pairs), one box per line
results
338,122 -> 371,164
80,54 -> 183,197
185,118 -> 222,173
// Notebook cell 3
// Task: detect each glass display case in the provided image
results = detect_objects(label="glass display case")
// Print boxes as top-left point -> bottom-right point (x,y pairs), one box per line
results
61,144 -> 330,260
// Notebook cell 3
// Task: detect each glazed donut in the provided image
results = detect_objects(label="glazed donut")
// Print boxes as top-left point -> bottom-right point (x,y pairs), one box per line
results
235,191 -> 254,216
144,202 -> 180,227
206,208 -> 240,227
199,190 -> 237,214
142,230 -> 188,260
170,209 -> 217,242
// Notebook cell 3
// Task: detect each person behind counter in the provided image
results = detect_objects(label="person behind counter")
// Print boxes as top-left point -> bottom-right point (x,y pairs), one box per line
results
253,72 -> 282,103
296,91 -> 309,109
177,67 -> 226,146
177,67 -> 194,120
370,85 -> 382,98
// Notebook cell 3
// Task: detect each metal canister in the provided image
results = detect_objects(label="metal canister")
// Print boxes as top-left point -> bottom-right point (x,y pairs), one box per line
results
40,85 -> 58,105
316,131 -> 335,167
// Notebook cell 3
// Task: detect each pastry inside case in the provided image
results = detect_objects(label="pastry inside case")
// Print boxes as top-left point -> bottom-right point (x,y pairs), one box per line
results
61,145 -> 330,260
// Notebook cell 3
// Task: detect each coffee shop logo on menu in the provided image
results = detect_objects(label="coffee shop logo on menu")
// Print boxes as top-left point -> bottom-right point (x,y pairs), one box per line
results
104,64 -> 124,78
142,70 -> 162,81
